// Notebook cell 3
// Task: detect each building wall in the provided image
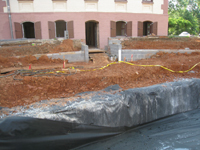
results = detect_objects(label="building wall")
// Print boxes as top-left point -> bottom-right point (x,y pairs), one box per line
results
10,0 -> 164,14
0,0 -> 11,40
0,0 -> 6,12
1,0 -> 168,49
10,12 -> 168,49
0,13 -> 11,40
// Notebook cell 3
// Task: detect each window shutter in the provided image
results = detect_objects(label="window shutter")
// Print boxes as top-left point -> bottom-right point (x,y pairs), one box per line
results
137,21 -> 143,36
67,21 -> 74,38
152,22 -> 157,35
126,21 -> 132,37
48,21 -> 55,39
110,21 -> 116,37
14,22 -> 23,39
35,21 -> 42,39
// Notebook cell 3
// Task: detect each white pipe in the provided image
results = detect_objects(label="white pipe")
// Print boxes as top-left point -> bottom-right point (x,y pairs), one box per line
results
118,48 -> 121,62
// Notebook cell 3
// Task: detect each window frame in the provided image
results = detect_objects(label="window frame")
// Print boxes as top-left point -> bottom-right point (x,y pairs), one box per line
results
84,0 -> 98,1
17,0 -> 34,1
142,0 -> 153,4
115,0 -> 127,2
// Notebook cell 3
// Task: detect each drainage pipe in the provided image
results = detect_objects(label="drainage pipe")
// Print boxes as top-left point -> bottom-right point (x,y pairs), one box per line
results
118,48 -> 121,62
7,0 -> 14,39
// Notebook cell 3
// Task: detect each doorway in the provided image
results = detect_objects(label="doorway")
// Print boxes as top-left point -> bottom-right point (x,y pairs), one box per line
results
143,21 -> 152,36
85,21 -> 99,48
55,20 -> 66,38
23,22 -> 35,38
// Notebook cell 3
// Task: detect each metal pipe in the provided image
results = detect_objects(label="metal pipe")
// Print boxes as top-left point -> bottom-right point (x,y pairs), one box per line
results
7,0 -> 14,39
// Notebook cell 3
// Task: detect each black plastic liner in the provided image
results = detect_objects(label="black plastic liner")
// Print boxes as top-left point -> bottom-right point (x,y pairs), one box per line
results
0,78 -> 200,150
0,117 -> 126,150
75,109 -> 200,150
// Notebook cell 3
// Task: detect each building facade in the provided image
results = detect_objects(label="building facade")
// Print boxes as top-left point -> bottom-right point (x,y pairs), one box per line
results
0,0 -> 168,49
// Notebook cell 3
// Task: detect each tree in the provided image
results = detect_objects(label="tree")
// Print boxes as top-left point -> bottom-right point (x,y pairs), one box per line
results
169,17 -> 193,35
168,0 -> 200,35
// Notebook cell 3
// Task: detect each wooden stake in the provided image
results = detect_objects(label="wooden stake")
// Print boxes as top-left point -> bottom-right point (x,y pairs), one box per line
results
63,56 -> 65,68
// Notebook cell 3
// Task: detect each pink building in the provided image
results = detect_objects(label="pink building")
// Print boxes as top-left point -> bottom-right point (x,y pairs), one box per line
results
0,0 -> 168,49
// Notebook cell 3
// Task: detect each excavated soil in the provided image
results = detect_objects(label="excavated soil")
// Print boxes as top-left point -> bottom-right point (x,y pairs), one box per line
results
0,52 -> 200,108
0,55 -> 65,68
0,39 -> 80,58
122,37 -> 200,49
0,39 -> 80,68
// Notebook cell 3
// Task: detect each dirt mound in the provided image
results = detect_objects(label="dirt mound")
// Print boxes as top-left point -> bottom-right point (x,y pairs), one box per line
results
50,39 -> 79,53
0,44 -> 52,57
122,37 -> 200,49
89,53 -> 109,64
38,55 -> 52,63
0,55 -> 64,68
37,55 -> 63,64
20,55 -> 38,64
0,39 -> 81,58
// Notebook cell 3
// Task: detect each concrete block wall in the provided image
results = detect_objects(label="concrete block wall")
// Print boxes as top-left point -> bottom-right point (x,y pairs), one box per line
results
3,39 -> 89,63
43,51 -> 86,63
121,49 -> 199,61
121,50 -> 158,61
109,44 -> 122,56
35,43 -> 89,63
14,42 -> 89,63
109,43 -> 200,61
0,39 -> 84,47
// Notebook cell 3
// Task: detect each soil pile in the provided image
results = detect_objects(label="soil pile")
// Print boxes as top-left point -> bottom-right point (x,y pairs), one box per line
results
0,44 -> 54,57
122,37 -> 200,49
50,39 -> 79,53
0,39 -> 80,68
0,55 -> 63,68
0,39 -> 80,58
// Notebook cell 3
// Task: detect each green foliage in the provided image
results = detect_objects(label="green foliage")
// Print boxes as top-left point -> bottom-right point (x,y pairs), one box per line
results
168,17 -> 193,35
169,35 -> 175,38
168,0 -> 200,35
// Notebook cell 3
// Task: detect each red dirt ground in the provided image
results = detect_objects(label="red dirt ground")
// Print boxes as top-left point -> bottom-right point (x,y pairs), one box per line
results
50,39 -> 79,53
0,39 -> 79,69
122,37 -> 200,49
0,55 -> 64,68
0,37 -> 200,108
0,52 -> 200,108
0,39 -> 80,58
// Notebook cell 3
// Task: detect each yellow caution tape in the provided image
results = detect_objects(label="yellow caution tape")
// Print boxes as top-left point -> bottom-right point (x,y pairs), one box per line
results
69,67 -> 75,69
78,61 -> 200,73
31,61 -> 199,75
56,71 -> 66,73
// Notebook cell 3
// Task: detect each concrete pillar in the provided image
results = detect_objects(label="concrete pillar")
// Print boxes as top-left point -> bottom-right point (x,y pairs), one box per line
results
81,43 -> 89,62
